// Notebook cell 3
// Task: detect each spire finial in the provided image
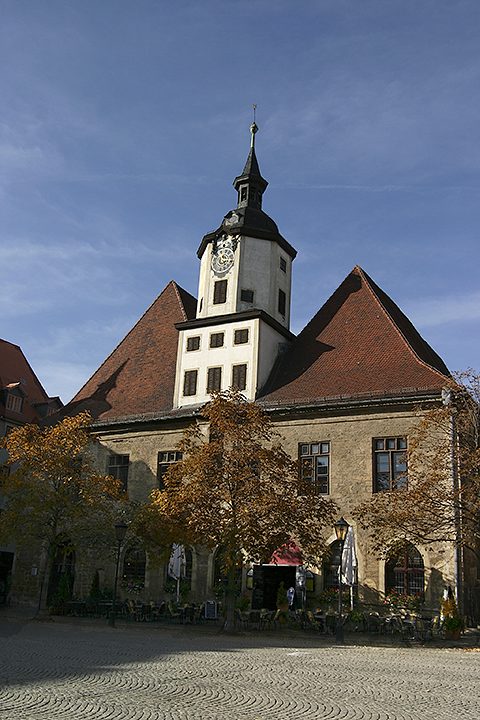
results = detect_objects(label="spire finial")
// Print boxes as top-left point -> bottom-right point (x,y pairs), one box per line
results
250,104 -> 258,148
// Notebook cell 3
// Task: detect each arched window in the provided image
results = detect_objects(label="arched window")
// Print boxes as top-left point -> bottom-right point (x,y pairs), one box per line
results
385,543 -> 424,597
48,538 -> 75,604
122,545 -> 146,592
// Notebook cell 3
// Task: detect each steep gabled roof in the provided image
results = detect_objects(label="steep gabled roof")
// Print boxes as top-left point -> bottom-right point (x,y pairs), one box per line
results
0,339 -> 61,423
260,266 -> 449,405
63,281 -> 197,421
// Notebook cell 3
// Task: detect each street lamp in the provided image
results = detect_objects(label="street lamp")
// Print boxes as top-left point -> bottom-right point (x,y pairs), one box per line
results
108,519 -> 128,627
334,517 -> 349,643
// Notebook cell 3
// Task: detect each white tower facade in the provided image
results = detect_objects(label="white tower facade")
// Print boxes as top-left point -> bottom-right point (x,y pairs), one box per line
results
173,124 -> 297,408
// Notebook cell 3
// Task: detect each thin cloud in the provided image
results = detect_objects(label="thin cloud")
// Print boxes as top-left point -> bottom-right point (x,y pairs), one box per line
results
406,292 -> 480,328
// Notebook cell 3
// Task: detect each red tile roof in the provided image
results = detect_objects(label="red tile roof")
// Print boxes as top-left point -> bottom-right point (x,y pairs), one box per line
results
60,267 -> 450,424
259,266 -> 449,404
0,339 -> 61,424
64,281 -> 197,421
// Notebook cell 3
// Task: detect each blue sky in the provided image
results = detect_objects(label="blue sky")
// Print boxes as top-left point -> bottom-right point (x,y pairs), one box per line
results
1,0 -> 479,403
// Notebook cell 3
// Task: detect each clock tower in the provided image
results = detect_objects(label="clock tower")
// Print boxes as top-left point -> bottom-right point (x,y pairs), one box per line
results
173,123 -> 297,408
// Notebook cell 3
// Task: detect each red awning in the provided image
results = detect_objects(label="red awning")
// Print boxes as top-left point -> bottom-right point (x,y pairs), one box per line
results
270,541 -> 303,566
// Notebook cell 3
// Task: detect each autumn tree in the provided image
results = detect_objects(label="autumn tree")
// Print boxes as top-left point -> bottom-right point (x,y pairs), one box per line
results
0,412 -> 125,612
354,370 -> 480,564
135,390 -> 337,630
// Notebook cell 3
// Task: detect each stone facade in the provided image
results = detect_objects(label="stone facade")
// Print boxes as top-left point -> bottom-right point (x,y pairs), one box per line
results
80,394 -> 456,614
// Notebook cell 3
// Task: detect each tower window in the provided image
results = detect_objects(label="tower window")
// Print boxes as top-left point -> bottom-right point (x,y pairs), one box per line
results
280,257 -> 287,273
241,289 -> 254,303
234,329 -> 249,345
183,370 -> 198,396
240,186 -> 248,202
207,367 -> 222,393
186,336 -> 200,352
210,332 -> 224,348
213,280 -> 227,304
232,364 -> 247,391
278,289 -> 286,317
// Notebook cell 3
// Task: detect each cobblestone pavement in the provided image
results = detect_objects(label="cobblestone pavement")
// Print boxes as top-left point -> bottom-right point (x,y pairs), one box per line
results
0,618 -> 478,720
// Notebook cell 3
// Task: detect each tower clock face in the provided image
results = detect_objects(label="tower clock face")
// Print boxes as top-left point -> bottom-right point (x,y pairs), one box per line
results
211,235 -> 237,275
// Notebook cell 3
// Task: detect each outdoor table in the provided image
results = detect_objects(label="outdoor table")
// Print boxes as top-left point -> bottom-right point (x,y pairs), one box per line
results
66,600 -> 86,616
98,601 -> 113,617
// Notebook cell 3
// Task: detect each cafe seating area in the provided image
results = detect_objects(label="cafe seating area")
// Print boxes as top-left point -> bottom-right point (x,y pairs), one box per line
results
63,599 -> 442,641
64,598 -> 219,625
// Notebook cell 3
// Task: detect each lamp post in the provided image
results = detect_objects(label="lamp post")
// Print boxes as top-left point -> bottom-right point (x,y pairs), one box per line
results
334,517 -> 349,643
108,520 -> 128,628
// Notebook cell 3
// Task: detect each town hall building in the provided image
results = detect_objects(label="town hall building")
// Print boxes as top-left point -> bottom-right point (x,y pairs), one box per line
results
8,123 -> 474,618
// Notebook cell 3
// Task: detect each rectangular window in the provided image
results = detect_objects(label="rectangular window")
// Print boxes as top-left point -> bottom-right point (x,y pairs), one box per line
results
207,367 -> 222,393
210,332 -> 224,348
186,336 -> 200,352
278,289 -> 286,316
373,437 -> 407,492
213,280 -> 227,304
299,442 -> 330,494
6,394 -> 23,413
157,451 -> 183,489
183,370 -> 198,396
280,257 -> 287,273
107,454 -> 129,490
241,288 -> 254,303
232,363 -> 247,391
234,328 -> 249,345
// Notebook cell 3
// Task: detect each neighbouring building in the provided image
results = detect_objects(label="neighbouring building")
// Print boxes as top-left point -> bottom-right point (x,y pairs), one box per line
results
0,338 -> 62,603
7,126 -> 477,619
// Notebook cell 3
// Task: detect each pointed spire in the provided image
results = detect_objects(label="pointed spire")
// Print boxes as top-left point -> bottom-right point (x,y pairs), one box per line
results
233,115 -> 268,210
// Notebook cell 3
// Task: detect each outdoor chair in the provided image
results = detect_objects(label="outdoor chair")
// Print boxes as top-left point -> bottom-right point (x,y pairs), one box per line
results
167,601 -> 182,623
304,610 -> 323,632
259,609 -> 275,630
248,609 -> 261,630
367,612 -> 382,633
124,599 -> 136,621
235,608 -> 249,629
324,613 -> 336,635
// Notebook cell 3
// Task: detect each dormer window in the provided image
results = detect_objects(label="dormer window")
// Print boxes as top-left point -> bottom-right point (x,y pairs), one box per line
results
6,393 -> 23,413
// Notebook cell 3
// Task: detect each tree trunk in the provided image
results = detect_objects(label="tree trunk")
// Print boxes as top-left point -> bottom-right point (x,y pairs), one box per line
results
36,544 -> 55,618
221,563 -> 238,633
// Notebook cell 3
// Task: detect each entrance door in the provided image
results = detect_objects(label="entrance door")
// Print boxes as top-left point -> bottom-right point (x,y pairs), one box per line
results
0,551 -> 14,604
251,565 -> 297,610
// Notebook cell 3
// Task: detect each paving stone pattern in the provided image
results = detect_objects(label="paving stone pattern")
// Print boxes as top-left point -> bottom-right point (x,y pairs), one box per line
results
0,620 -> 478,720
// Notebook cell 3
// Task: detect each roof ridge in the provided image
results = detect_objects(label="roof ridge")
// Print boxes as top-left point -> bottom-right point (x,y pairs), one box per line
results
171,280 -> 191,321
0,339 -> 52,400
356,265 -> 450,380
0,338 -> 21,350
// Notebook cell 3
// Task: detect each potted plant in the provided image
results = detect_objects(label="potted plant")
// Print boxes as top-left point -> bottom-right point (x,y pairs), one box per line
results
384,589 -> 423,613
276,581 -> 289,612
441,596 -> 464,640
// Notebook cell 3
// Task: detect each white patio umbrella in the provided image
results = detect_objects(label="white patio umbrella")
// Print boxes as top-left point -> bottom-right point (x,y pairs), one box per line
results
168,544 -> 186,602
341,527 -> 357,609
